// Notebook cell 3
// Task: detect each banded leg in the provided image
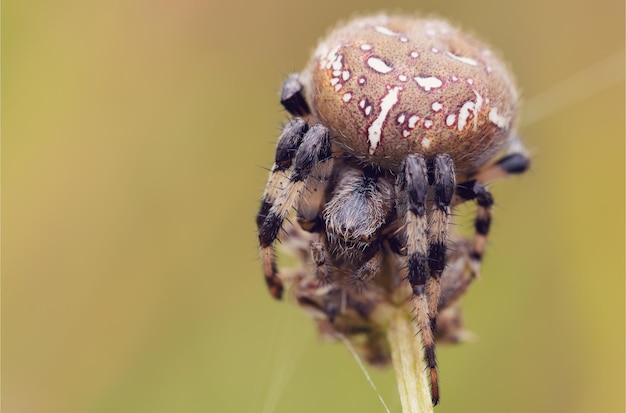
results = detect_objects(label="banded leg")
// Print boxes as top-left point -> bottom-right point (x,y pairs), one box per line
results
256,119 -> 309,298
256,118 -> 308,229
473,136 -> 530,183
296,137 -> 334,234
280,73 -> 311,117
455,180 -> 494,278
298,152 -> 335,286
399,154 -> 439,405
427,154 -> 456,331
258,124 -> 332,299
256,72 -> 315,231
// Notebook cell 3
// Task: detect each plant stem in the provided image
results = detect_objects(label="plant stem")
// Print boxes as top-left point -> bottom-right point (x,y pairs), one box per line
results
388,309 -> 434,413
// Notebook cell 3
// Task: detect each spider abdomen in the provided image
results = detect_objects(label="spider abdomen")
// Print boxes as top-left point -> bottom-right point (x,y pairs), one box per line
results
303,15 -> 519,172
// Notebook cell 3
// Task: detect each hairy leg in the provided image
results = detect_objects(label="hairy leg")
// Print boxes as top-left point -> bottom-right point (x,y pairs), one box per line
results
426,154 -> 456,331
399,153 -> 440,405
258,123 -> 332,299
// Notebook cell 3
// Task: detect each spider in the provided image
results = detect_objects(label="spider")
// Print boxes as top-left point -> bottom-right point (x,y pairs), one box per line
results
256,14 -> 529,405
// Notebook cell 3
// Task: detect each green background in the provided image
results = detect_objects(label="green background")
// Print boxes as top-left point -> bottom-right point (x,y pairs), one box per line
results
3,0 -> 624,412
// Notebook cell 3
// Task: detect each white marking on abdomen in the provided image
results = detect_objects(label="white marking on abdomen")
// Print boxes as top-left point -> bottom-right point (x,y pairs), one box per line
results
489,107 -> 509,128
319,45 -> 340,69
414,76 -> 443,91
473,90 -> 483,130
446,52 -> 479,66
446,114 -> 456,126
367,86 -> 402,155
375,26 -> 397,36
367,57 -> 393,73
331,55 -> 343,71
457,89 -> 484,131
458,101 -> 475,131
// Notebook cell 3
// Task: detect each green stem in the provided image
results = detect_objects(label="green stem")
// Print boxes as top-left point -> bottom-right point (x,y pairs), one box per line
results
388,309 -> 434,413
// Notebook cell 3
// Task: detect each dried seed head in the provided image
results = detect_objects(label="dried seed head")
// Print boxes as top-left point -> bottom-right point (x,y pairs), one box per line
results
280,221 -> 475,366
302,15 -> 519,172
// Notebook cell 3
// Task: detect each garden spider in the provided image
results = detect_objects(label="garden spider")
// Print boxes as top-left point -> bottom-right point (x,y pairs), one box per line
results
256,14 -> 529,405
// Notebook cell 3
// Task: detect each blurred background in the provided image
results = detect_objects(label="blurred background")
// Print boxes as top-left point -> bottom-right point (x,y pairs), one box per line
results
3,0 -> 624,412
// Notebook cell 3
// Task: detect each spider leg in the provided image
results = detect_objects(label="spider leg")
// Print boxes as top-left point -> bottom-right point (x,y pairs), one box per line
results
435,236 -> 475,343
296,157 -> 333,234
310,240 -> 332,284
472,136 -> 530,183
256,74 -> 316,233
258,124 -> 332,299
437,237 -> 474,311
296,141 -> 335,281
451,137 -> 528,279
426,154 -> 456,331
256,118 -> 308,230
280,73 -> 311,117
399,153 -> 439,405
455,180 -> 494,278
351,245 -> 383,289
256,119 -> 309,299
297,150 -> 335,284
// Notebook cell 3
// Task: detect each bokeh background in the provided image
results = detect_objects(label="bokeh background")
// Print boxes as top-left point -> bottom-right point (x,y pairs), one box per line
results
4,0 -> 624,412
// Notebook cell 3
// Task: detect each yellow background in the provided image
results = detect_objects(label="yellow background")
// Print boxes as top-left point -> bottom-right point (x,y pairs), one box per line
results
4,0 -> 624,412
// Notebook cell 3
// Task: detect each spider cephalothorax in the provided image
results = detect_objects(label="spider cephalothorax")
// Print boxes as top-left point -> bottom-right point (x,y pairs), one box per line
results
256,14 -> 529,405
